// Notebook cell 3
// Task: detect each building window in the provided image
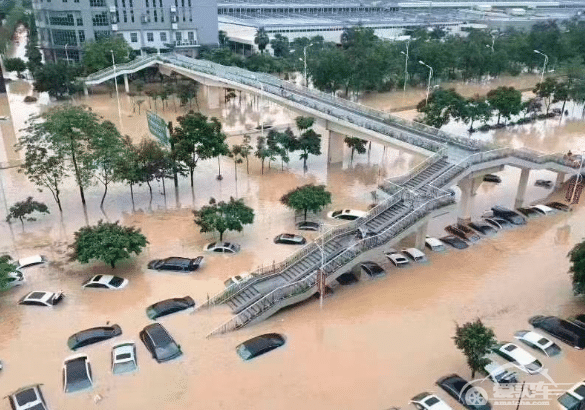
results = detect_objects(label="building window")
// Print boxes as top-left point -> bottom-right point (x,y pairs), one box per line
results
153,10 -> 157,22
76,17 -> 83,25
90,0 -> 105,5
147,32 -> 153,41
62,0 -> 67,3
78,30 -> 85,42
121,0 -> 125,6
160,9 -> 164,22
160,32 -> 166,41
145,0 -> 148,7
51,29 -> 77,45
159,0 -> 162,6
175,31 -> 181,41
123,10 -> 127,22
94,30 -> 111,40
130,32 -> 138,42
130,9 -> 134,22
129,0 -> 132,7
49,12 -> 75,26
92,12 -> 109,26
188,31 -> 194,41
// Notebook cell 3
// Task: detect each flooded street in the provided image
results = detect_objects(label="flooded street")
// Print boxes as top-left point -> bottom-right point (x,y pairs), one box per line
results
1,30 -> 585,410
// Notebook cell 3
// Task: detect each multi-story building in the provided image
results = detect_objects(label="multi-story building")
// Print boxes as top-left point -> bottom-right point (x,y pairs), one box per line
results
32,0 -> 218,62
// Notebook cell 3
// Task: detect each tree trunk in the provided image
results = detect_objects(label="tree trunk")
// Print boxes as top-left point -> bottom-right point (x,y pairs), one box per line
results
190,167 -> 194,187
100,183 -> 108,209
304,209 -> 307,221
261,159 -> 264,174
246,158 -> 249,174
130,183 -> 135,212
110,261 -> 115,269
219,230 -> 224,241
20,218 -> 24,231
497,113 -> 501,124
69,146 -> 86,206
351,148 -> 355,162
146,180 -> 153,201
217,156 -> 222,177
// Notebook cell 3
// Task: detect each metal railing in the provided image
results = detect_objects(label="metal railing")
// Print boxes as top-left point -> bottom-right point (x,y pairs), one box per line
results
84,55 -> 159,83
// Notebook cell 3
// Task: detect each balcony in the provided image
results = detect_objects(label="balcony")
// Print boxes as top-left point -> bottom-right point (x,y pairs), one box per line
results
174,40 -> 198,47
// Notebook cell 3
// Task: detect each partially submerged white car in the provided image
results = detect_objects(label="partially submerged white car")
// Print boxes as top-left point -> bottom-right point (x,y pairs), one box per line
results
402,248 -> 427,262
425,237 -> 446,252
410,392 -> 453,410
529,204 -> 556,216
17,255 -> 47,269
384,248 -> 409,267
112,342 -> 138,374
492,342 -> 544,374
5,270 -> 24,289
82,274 -> 128,290
18,291 -> 64,307
514,330 -> 562,357
327,209 -> 367,221
224,273 -> 253,288
558,379 -> 585,410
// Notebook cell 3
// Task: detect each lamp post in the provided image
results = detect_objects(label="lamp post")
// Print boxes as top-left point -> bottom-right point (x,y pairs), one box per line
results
400,40 -> 410,95
570,152 -> 584,204
252,75 -> 265,137
299,43 -> 313,87
419,60 -> 433,105
64,44 -> 70,64
534,49 -> 548,83
111,50 -> 123,129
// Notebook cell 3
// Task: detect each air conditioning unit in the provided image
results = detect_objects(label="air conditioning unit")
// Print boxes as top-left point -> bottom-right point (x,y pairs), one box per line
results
141,15 -> 150,23
170,5 -> 176,12
111,23 -> 118,31
172,23 -> 178,29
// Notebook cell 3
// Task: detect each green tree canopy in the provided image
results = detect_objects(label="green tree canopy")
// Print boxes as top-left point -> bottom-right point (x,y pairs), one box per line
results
270,34 -> 290,58
254,27 -> 270,54
533,78 -> 558,114
486,86 -> 522,124
82,35 -> 132,74
6,197 -> 49,229
32,62 -> 82,99
417,88 -> 464,129
4,57 -> 26,76
453,319 -> 497,378
280,184 -> 332,220
69,220 -> 148,268
294,116 -> 321,170
568,241 -> 585,295
0,255 -> 19,291
344,137 -> 367,162
193,197 -> 254,241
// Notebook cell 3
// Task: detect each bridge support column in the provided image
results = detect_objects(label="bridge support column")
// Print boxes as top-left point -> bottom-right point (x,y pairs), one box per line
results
514,168 -> 530,209
415,219 -> 428,250
457,176 -> 480,224
206,86 -> 221,110
327,130 -> 345,164
123,74 -> 129,93
83,84 -> 89,96
555,172 -> 566,189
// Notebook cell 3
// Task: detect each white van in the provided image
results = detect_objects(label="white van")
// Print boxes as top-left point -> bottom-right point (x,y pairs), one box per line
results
425,237 -> 445,252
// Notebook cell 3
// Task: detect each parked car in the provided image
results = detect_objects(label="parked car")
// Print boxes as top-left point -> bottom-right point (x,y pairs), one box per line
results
111,342 -> 138,375
147,256 -> 203,272
356,226 -> 376,239
140,323 -> 182,363
67,324 -> 122,350
546,202 -> 572,212
481,358 -> 518,385
63,354 -> 93,393
295,221 -> 321,231
557,379 -> 585,410
410,392 -> 454,410
570,314 -> 585,328
146,296 -> 195,319
360,261 -> 385,277
18,291 -> 64,307
530,204 -> 556,215
82,274 -> 128,290
5,270 -> 24,289
274,233 -> 307,245
384,249 -> 409,267
425,237 -> 446,252
483,217 -> 513,230
7,384 -> 49,410
529,315 -> 585,349
204,242 -> 240,253
516,207 -> 542,218
327,209 -> 367,221
483,174 -> 501,183
492,343 -> 543,374
224,273 -> 253,288
436,374 -> 491,410
491,206 -> 526,225
402,248 -> 427,262
236,333 -> 285,360
17,255 -> 47,269
535,179 -> 553,188
514,330 -> 562,357
468,221 -> 497,236
440,235 -> 469,249
445,224 -> 480,243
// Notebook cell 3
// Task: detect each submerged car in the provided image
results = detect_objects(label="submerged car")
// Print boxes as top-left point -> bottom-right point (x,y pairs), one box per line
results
530,204 -> 556,215
514,330 -> 562,357
529,315 -> 585,349
147,256 -> 203,272
327,209 -> 367,221
146,296 -> 195,319
204,242 -> 240,253
236,333 -> 285,360
492,342 -> 543,374
546,202 -> 572,212
224,273 -> 253,288
140,323 -> 182,363
17,255 -> 47,269
558,379 -> 585,410
425,237 -> 446,252
67,324 -> 122,350
295,221 -> 321,231
468,221 -> 497,236
360,261 -> 385,277
436,374 -> 491,410
18,291 -> 64,307
491,206 -> 526,225
535,179 -> 553,188
82,274 -> 128,290
483,217 -> 513,230
384,249 -> 409,267
481,359 -> 518,385
516,207 -> 542,218
63,354 -> 93,393
483,174 -> 501,183
5,270 -> 24,289
410,392 -> 454,410
402,248 -> 427,262
7,384 -> 49,410
273,233 -> 307,245
445,224 -> 480,243
111,342 -> 138,374
440,235 -> 468,249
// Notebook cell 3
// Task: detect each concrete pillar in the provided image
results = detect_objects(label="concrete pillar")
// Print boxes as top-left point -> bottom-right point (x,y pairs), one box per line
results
415,219 -> 428,250
457,176 -> 480,224
327,130 -> 345,164
555,172 -> 566,189
123,73 -> 129,93
514,168 -> 530,209
83,84 -> 89,96
206,86 -> 221,109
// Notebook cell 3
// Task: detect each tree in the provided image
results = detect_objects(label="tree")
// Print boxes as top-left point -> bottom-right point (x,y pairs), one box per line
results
280,184 -> 332,220
136,138 -> 167,203
228,143 -> 245,187
0,255 -> 19,290
6,197 -> 49,229
241,134 -> 253,174
33,62 -> 81,99
70,220 -> 148,268
568,241 -> 585,295
193,197 -> 254,241
4,57 -> 26,77
453,319 -> 497,378
21,105 -> 100,208
25,42 -> 42,74
416,88 -> 463,129
294,116 -> 321,170
344,137 -> 367,162
254,27 -> 270,54
553,81 -> 571,116
533,78 -> 557,114
82,36 -> 132,74
116,136 -> 142,210
254,135 -> 274,174
218,30 -> 228,48
521,98 -> 542,121
270,34 -> 290,58
486,86 -> 522,124
266,129 -> 291,170
457,95 -> 492,132
90,120 -> 125,208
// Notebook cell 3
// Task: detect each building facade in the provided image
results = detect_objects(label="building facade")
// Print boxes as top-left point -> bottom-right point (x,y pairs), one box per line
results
32,0 -> 218,62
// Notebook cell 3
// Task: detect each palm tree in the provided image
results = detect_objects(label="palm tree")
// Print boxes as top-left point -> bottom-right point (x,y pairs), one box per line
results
254,28 -> 269,54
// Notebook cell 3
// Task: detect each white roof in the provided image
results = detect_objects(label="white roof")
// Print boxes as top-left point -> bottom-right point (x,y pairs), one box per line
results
25,291 -> 54,303
404,248 -> 425,258
501,343 -> 537,365
113,343 -> 135,362
531,204 -> 555,214
17,255 -> 46,268
425,237 -> 444,246
522,331 -> 552,348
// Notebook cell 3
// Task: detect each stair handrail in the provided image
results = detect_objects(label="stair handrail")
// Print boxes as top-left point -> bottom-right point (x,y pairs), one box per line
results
85,55 -> 159,82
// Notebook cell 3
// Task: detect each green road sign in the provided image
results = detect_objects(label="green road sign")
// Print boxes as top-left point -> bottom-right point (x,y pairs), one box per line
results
147,111 -> 169,145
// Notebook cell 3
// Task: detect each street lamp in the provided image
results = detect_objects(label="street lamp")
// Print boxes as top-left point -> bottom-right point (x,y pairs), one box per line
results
110,50 -> 123,129
419,60 -> 433,105
400,40 -> 410,94
252,75 -> 265,137
299,43 -> 313,87
64,44 -> 70,64
534,49 -> 548,83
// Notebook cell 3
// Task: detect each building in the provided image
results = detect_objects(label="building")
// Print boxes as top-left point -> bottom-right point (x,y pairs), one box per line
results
32,0 -> 219,62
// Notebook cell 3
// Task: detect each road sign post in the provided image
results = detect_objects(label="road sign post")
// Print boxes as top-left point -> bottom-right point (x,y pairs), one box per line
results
147,111 -> 169,145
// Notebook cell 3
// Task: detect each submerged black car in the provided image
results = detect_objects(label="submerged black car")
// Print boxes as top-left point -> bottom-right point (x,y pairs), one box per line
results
147,256 -> 203,272
295,221 -> 321,231
146,296 -> 195,319
529,315 -> 585,349
546,202 -> 572,212
63,355 -> 93,393
140,323 -> 182,363
360,261 -> 385,277
516,207 -> 542,218
436,374 -> 491,410
468,221 -> 497,236
483,174 -> 501,183
440,235 -> 469,249
67,324 -> 122,350
483,217 -> 513,230
236,333 -> 285,360
491,206 -> 526,225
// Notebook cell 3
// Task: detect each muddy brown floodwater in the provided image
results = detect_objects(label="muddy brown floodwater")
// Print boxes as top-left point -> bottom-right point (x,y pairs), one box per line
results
1,28 -> 585,410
